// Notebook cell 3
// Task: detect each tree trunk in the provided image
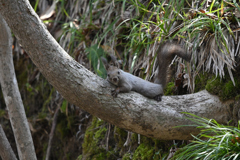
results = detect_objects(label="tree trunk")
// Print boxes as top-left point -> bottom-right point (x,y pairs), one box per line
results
0,14 -> 37,160
0,0 -> 232,140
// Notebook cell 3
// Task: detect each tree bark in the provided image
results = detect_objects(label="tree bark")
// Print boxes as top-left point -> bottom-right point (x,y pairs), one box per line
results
0,0 -> 232,140
0,125 -> 17,160
0,14 -> 37,160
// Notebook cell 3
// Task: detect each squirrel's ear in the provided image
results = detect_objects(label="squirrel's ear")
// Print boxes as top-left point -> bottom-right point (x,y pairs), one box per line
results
117,60 -> 123,65
101,57 -> 109,70
109,54 -> 121,68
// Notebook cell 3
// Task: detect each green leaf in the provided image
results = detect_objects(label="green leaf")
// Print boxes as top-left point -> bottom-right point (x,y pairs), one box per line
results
86,44 -> 106,78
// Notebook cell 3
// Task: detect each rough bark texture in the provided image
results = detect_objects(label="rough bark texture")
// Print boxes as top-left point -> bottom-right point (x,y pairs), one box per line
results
0,14 -> 37,160
0,125 -> 17,160
0,0 -> 232,140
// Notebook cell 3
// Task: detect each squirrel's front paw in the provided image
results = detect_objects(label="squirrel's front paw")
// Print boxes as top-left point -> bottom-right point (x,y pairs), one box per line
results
154,94 -> 162,102
111,89 -> 119,97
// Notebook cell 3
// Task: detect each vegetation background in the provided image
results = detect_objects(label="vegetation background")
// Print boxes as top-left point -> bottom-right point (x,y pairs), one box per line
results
0,0 -> 240,159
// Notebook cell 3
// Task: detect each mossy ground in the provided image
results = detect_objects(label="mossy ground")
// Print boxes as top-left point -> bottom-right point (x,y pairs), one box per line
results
80,117 -> 171,159
182,71 -> 240,101
205,76 -> 240,101
164,82 -> 175,95
81,117 -> 114,160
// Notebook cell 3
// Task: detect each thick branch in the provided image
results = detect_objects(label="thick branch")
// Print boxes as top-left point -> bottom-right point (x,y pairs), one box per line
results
0,0 -> 231,140
0,14 -> 37,159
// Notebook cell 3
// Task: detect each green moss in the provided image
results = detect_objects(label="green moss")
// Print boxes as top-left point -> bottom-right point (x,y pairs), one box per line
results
195,73 -> 210,92
67,115 -> 75,130
82,117 -> 109,160
106,151 -> 116,159
206,76 -> 240,101
129,136 -> 163,160
0,109 -> 5,117
77,155 -> 82,160
122,153 -> 132,160
38,112 -> 47,119
96,118 -> 104,127
224,80 -> 238,98
95,127 -> 107,140
56,113 -> 75,139
91,151 -> 107,160
114,126 -> 127,149
42,88 -> 55,112
195,70 -> 240,101
235,94 -> 240,101
132,143 -> 154,160
17,68 -> 28,90
66,153 -> 71,160
164,82 -> 175,95
61,100 -> 68,113
131,133 -> 138,144
42,142 -> 48,160
82,119 -> 168,160
205,77 -> 222,95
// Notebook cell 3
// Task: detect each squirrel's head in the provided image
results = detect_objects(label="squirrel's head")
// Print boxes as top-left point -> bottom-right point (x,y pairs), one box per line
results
106,66 -> 121,86
101,55 -> 122,86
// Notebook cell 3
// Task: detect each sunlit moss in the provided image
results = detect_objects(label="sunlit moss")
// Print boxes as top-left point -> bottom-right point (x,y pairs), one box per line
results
121,135 -> 166,160
82,117 -> 109,160
206,76 -> 240,101
164,82 -> 175,95
122,153 -> 132,160
132,143 -> 154,160
77,155 -> 82,160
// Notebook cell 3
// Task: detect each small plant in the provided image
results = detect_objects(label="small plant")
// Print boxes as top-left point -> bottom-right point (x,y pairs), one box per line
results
175,0 -> 240,90
173,113 -> 240,160
86,44 -> 107,78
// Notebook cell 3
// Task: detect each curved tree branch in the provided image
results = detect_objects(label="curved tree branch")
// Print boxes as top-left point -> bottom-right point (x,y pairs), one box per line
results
0,14 -> 37,159
0,0 -> 232,140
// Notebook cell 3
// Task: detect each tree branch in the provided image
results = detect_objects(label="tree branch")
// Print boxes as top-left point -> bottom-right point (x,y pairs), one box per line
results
0,14 -> 37,160
45,105 -> 60,160
0,125 -> 17,160
0,0 -> 232,140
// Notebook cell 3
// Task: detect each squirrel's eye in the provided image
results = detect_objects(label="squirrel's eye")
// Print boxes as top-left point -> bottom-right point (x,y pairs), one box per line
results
107,74 -> 110,77
117,71 -> 120,74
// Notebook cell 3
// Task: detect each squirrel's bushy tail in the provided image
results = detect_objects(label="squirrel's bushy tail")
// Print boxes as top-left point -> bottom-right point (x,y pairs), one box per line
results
154,43 -> 191,88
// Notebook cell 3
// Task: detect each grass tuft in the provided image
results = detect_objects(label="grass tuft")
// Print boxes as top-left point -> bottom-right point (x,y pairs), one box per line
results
173,113 -> 240,160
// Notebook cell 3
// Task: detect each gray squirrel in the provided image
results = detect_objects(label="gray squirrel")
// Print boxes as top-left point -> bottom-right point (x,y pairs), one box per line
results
101,43 -> 191,101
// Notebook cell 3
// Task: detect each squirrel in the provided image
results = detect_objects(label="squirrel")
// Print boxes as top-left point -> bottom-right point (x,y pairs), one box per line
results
101,43 -> 191,101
